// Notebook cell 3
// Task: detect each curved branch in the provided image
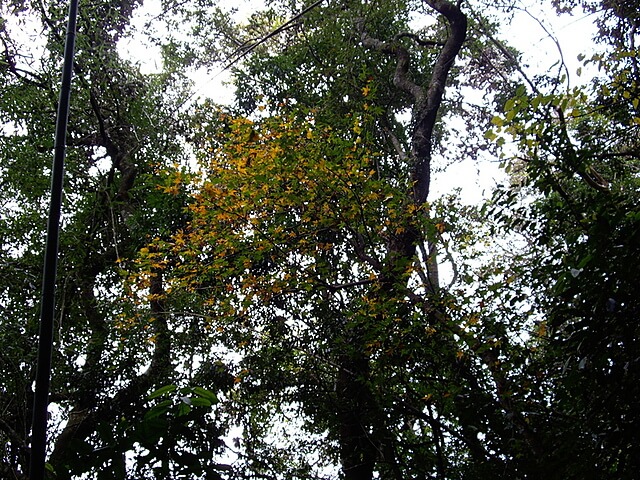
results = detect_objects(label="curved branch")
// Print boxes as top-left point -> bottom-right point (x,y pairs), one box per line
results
49,270 -> 173,470
412,0 -> 467,204
357,19 -> 424,101
357,1 -> 467,292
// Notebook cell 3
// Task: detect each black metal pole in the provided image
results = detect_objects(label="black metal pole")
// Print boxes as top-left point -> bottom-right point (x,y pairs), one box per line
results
29,0 -> 78,478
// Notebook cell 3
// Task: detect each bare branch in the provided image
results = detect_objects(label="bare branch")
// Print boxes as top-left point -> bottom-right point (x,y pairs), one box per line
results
358,1 -> 467,205
381,123 -> 409,162
394,31 -> 445,47
357,18 -> 424,101
468,8 -> 540,95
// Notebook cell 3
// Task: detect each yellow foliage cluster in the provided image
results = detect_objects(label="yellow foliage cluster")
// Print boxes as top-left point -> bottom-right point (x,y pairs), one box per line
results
123,109 -> 433,339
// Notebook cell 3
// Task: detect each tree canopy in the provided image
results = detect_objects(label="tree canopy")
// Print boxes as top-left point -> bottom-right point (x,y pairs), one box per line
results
1,0 -> 639,478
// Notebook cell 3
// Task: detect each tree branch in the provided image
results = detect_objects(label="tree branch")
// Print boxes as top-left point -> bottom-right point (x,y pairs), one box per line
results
394,32 -> 445,47
357,19 -> 424,102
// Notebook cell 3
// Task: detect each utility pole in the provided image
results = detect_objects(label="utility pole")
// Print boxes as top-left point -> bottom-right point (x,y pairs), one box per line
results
29,0 -> 79,478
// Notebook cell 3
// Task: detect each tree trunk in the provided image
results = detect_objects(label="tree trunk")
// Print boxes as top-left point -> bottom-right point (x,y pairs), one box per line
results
338,2 -> 467,477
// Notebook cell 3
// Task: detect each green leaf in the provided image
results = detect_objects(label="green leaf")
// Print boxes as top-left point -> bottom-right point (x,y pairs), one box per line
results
177,402 -> 192,417
144,399 -> 173,420
577,253 -> 593,269
491,116 -> 504,127
188,397 -> 212,407
484,129 -> 496,141
149,384 -> 177,399
192,386 -> 218,404
504,97 -> 515,112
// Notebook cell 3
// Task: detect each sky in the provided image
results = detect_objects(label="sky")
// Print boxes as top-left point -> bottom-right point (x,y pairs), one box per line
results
115,0 -> 599,103
431,2 -> 599,204
4,0 -> 601,209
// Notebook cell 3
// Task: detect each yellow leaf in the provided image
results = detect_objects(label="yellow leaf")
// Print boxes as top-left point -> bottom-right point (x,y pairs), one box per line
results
491,116 -> 504,127
537,322 -> 547,337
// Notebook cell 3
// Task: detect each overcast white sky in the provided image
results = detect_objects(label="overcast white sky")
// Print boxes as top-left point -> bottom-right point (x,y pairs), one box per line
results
4,0 -> 600,207
431,2 -> 599,204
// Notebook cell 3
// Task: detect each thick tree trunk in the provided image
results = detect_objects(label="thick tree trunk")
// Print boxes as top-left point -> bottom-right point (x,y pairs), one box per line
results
340,1 -> 467,478
336,347 -> 377,480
